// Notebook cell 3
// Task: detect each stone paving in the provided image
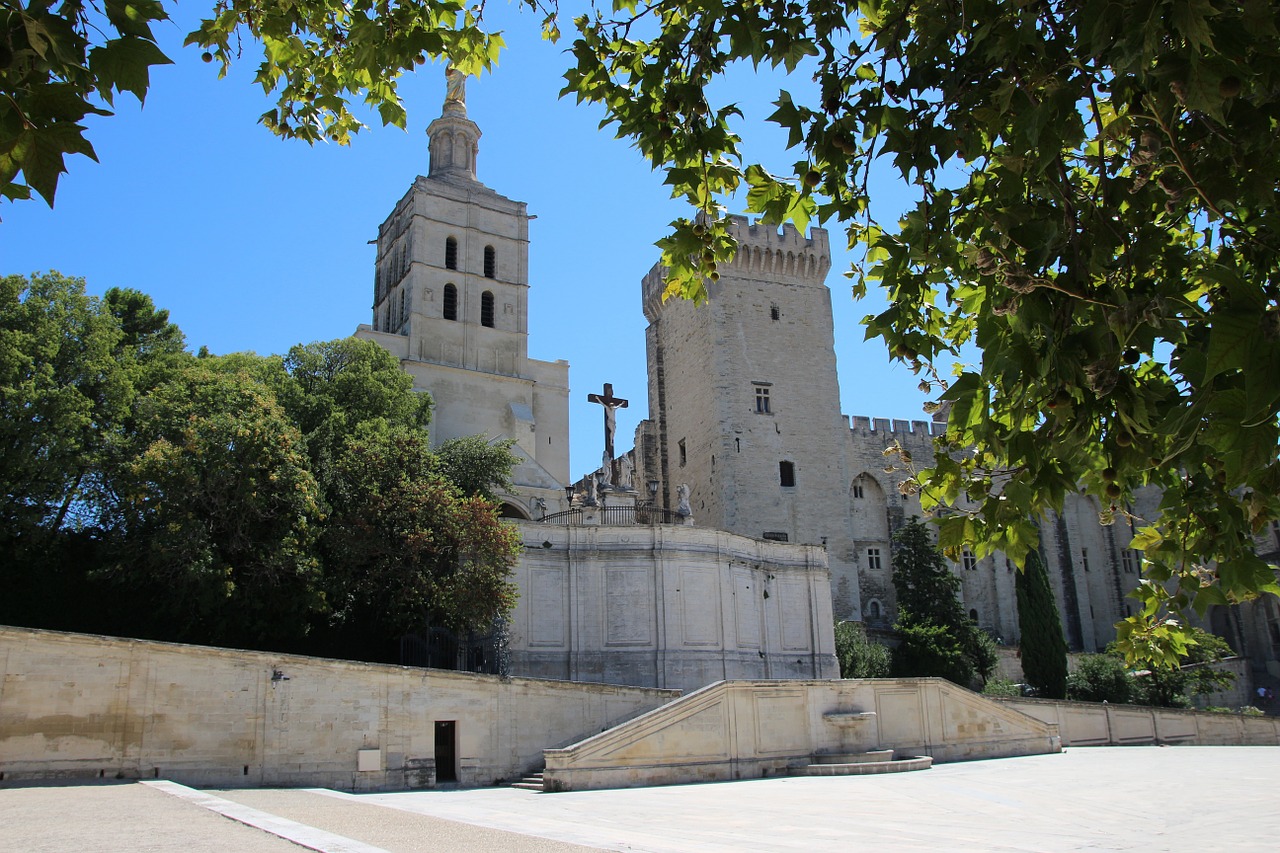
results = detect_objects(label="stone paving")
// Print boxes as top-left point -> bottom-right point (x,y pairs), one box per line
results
3,747 -> 1278,852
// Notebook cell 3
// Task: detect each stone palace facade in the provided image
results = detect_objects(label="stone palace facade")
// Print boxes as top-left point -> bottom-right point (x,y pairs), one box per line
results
358,78 -> 1280,692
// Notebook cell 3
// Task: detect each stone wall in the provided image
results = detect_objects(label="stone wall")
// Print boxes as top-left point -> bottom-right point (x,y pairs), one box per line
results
1001,697 -> 1280,746
0,626 -> 677,790
508,521 -> 839,691
543,678 -> 1062,791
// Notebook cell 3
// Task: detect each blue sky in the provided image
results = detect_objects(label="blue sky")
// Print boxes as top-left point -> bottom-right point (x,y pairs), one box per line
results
3,4 -> 934,481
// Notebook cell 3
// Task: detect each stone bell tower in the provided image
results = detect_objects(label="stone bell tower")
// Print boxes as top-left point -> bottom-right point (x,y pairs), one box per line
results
356,69 -> 571,520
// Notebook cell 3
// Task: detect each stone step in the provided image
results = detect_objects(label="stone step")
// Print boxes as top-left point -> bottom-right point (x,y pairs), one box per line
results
811,749 -> 894,764
800,755 -> 933,776
511,772 -> 545,791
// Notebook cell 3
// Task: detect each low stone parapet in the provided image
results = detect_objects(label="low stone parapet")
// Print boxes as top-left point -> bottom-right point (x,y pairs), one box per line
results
542,678 -> 1061,792
1000,697 -> 1280,746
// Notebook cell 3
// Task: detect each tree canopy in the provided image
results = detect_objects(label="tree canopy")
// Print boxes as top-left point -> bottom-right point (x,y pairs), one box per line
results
5,0 -> 1279,666
0,272 -> 519,658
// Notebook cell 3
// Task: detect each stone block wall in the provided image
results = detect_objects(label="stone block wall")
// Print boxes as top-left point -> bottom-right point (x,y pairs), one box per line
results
509,521 -> 839,692
1001,696 -> 1280,747
0,626 -> 677,790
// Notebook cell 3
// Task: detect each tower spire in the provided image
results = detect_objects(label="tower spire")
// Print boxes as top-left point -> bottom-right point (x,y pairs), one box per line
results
427,65 -> 482,181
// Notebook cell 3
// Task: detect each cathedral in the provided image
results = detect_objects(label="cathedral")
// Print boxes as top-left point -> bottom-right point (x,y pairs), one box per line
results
357,77 -> 1280,693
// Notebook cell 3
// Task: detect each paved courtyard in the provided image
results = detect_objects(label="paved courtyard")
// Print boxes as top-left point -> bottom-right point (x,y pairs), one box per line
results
3,747 -> 1277,852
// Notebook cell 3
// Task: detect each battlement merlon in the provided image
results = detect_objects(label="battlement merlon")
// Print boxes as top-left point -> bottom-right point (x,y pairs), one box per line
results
724,214 -> 829,255
642,216 -> 833,321
847,414 -> 947,445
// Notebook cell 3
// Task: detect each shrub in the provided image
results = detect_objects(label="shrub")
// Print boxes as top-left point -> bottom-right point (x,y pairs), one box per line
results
834,620 -> 891,679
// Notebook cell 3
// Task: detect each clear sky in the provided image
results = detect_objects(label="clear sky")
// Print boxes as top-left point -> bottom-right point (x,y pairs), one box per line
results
2,4 -> 934,482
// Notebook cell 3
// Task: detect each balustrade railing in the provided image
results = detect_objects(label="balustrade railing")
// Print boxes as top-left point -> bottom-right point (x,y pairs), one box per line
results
539,504 -> 685,526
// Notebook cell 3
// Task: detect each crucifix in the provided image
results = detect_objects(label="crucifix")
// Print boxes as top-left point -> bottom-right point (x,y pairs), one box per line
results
587,382 -> 628,487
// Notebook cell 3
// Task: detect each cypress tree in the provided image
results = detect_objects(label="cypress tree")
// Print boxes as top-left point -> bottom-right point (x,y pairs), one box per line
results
890,518 -> 996,687
1015,549 -> 1069,698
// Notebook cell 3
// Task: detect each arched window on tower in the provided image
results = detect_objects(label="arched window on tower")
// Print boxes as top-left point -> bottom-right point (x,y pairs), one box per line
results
484,245 -> 496,279
400,289 -> 407,331
481,290 -> 495,328
443,284 -> 458,321
445,237 -> 458,270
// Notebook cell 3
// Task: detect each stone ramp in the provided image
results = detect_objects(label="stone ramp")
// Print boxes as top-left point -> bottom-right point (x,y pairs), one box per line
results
198,786 -> 603,852
543,678 -> 1060,791
0,782 -> 313,853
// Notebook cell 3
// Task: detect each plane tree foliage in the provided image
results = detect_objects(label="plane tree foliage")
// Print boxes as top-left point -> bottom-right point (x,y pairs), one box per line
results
5,1 -> 1280,666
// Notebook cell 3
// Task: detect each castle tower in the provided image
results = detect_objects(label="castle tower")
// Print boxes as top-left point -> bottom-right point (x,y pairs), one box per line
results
357,71 -> 571,520
637,216 -> 862,616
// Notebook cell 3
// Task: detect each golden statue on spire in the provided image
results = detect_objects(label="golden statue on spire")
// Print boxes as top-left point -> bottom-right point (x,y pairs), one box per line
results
445,65 -> 466,107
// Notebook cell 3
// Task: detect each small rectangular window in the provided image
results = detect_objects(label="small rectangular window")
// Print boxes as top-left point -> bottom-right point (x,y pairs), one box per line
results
754,384 -> 771,414
962,549 -> 977,571
678,439 -> 687,467
866,548 -> 882,571
763,531 -> 789,542
1081,548 -> 1091,572
852,482 -> 864,499
770,304 -> 780,321
1121,549 -> 1140,574
779,460 -> 795,487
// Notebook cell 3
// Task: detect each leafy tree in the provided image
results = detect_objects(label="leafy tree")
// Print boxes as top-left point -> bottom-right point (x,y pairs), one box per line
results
890,517 -> 996,687
1128,627 -> 1236,708
435,434 -> 518,500
1067,628 -> 1235,706
320,427 -> 520,638
833,620 -> 891,679
0,272 -> 131,541
12,0 -> 1279,667
1015,548 -> 1069,699
102,286 -> 185,363
98,359 -> 325,645
273,337 -> 432,488
1067,653 -> 1135,704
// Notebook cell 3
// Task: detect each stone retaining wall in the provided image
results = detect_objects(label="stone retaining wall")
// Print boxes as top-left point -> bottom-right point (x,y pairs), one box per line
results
1000,697 -> 1280,746
0,626 -> 678,790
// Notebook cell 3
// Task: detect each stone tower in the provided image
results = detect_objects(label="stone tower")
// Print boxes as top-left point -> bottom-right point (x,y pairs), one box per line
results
356,72 -> 571,520
636,215 -> 862,616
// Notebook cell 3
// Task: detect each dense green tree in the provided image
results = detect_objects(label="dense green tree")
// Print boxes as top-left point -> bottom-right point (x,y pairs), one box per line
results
890,517 -> 996,687
1066,653 -> 1135,704
1128,628 -> 1235,708
435,435 -> 518,501
99,359 -> 325,645
1015,549 -> 1069,699
1069,628 -> 1236,707
0,275 -> 521,653
833,620 -> 891,679
320,427 -> 520,637
0,272 -> 131,542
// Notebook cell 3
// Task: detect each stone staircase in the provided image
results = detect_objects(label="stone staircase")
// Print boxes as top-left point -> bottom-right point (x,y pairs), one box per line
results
800,749 -> 932,776
511,770 -> 545,791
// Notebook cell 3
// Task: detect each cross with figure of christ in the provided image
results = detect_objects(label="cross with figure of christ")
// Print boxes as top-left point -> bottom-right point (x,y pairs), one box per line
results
587,382 -> 628,486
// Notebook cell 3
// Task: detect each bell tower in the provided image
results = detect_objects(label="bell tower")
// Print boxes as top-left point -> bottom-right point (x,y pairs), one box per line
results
357,69 -> 571,520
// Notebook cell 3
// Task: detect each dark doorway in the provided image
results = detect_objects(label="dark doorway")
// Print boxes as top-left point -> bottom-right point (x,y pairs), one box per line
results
434,720 -> 457,783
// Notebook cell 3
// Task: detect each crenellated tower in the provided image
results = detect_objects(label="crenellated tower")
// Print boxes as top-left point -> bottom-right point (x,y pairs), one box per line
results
636,215 -> 863,616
